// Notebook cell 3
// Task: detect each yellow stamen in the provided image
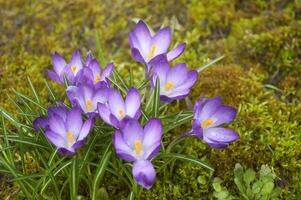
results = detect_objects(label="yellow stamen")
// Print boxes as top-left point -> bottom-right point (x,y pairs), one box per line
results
67,130 -> 74,144
94,74 -> 101,84
86,99 -> 93,111
71,66 -> 77,73
148,44 -> 157,61
201,118 -> 214,128
119,109 -> 125,119
134,140 -> 142,154
165,81 -> 174,91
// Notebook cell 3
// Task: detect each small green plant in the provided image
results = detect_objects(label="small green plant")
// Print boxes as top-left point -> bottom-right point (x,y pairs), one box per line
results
213,163 -> 281,200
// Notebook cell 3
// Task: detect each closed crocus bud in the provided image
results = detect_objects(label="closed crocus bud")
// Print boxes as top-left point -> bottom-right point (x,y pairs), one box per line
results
133,160 -> 156,189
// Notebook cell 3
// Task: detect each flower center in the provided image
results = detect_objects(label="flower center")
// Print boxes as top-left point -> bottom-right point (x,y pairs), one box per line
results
201,118 -> 214,128
119,109 -> 125,119
86,99 -> 93,111
94,74 -> 101,84
67,130 -> 74,144
134,140 -> 142,154
148,44 -> 157,61
71,66 -> 77,73
165,81 -> 174,91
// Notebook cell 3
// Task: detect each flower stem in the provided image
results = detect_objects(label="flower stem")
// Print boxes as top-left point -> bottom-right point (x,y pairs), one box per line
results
166,130 -> 194,153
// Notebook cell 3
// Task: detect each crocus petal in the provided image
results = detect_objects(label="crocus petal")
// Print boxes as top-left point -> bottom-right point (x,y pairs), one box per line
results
125,88 -> 141,118
108,89 -> 125,120
152,61 -> 170,86
47,70 -> 63,84
72,140 -> 85,149
69,50 -> 83,74
101,63 -> 114,81
122,119 -> 144,148
59,148 -> 76,155
192,119 -> 203,139
113,130 -> 136,161
132,160 -> 156,189
66,107 -> 83,138
198,96 -> 222,122
203,128 -> 239,143
207,142 -> 229,149
89,59 -> 101,77
33,117 -> 48,131
66,86 -> 85,109
45,130 -> 66,148
131,48 -> 146,64
78,117 -> 93,141
175,70 -> 198,91
97,103 -> 113,126
93,89 -> 108,106
52,52 -> 66,74
132,20 -> 151,58
166,63 -> 188,87
193,97 -> 206,118
48,114 -> 66,136
210,106 -> 237,127
75,67 -> 94,86
142,118 -> 162,159
151,27 -> 171,55
167,43 -> 186,61
85,52 -> 93,66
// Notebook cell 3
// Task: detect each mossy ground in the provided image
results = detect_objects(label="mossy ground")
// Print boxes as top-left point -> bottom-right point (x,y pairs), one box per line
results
0,0 -> 300,199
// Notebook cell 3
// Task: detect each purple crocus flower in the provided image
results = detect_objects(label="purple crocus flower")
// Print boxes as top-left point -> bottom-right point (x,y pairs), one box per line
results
192,96 -> 239,149
113,119 -> 162,189
97,88 -> 141,129
33,105 -> 93,155
129,20 -> 186,73
151,59 -> 198,103
47,50 -> 83,85
66,84 -> 109,116
76,58 -> 113,88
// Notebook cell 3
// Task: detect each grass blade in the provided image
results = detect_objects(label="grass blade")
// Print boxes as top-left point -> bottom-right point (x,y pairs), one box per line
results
197,55 -> 225,73
91,145 -> 112,200
159,153 -> 214,171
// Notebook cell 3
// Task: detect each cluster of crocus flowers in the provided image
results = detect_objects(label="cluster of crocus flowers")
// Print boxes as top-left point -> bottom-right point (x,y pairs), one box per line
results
34,20 -> 239,190
48,51 -> 113,87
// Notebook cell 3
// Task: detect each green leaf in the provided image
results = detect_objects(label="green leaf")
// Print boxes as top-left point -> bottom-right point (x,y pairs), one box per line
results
214,190 -> 230,199
152,77 -> 160,118
27,77 -> 41,104
70,158 -> 79,200
243,168 -> 256,186
95,31 -> 107,67
197,55 -> 224,73
212,178 -> 222,192
91,145 -> 112,200
95,187 -> 109,200
252,180 -> 263,194
158,153 -> 214,171
234,163 -> 244,180
261,182 -> 274,194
